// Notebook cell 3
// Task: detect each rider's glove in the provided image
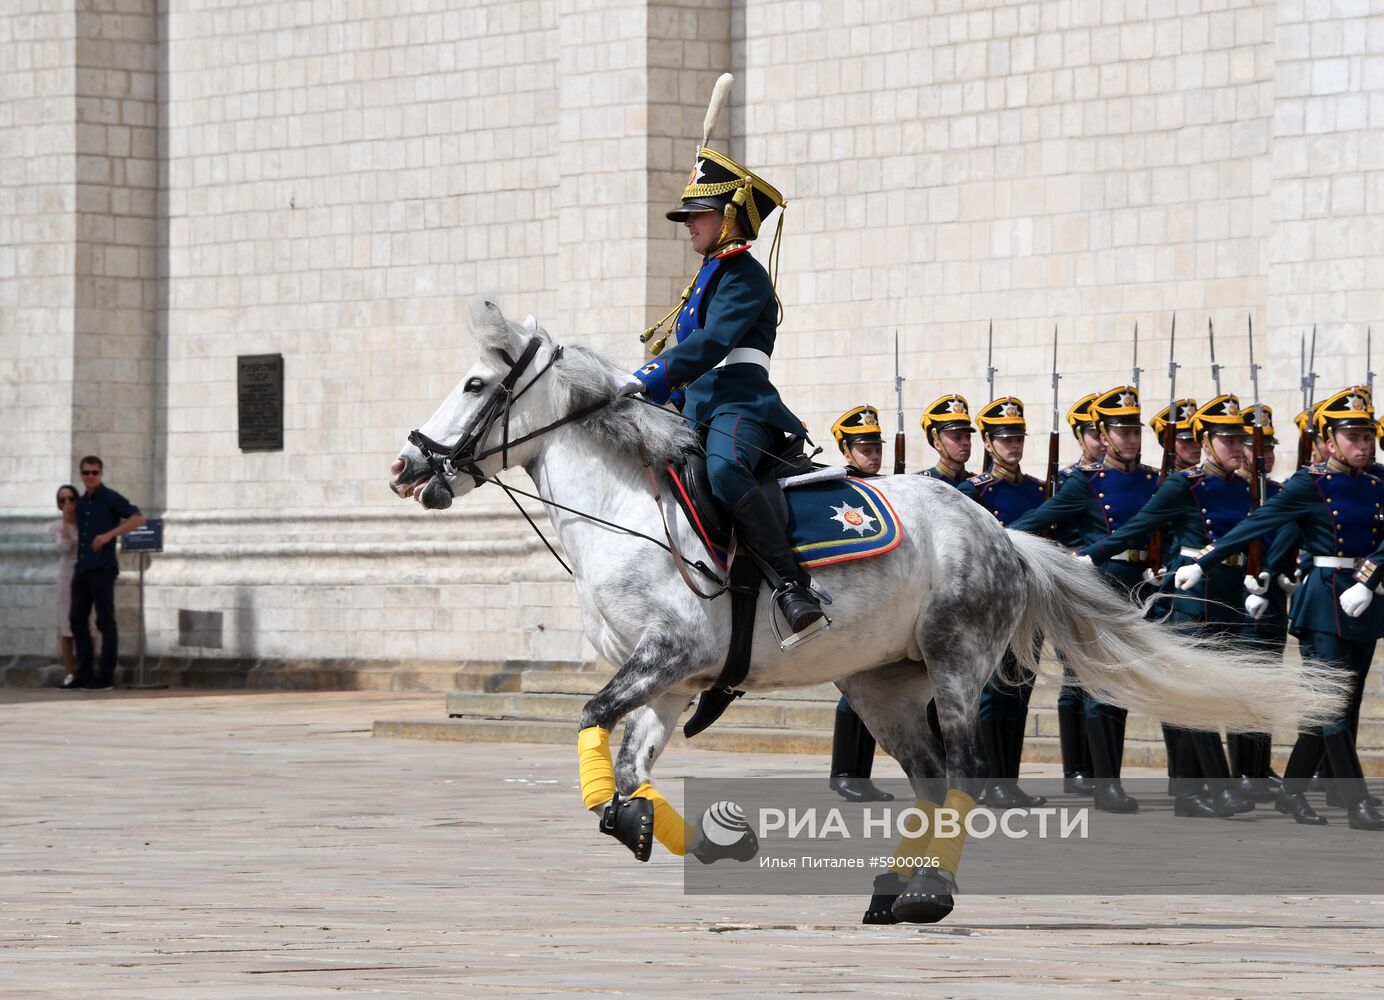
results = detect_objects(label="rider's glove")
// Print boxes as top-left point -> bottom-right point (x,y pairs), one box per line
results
629,359 -> 672,406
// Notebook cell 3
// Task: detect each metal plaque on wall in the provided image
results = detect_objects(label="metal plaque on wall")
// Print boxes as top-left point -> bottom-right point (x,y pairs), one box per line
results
237,353 -> 284,452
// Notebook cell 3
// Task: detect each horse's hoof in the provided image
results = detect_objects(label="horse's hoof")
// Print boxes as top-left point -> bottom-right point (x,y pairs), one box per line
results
861,872 -> 906,924
599,796 -> 654,862
890,868 -> 957,924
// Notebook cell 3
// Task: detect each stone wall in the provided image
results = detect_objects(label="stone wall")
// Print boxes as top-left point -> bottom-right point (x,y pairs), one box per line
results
2,0 -> 1382,670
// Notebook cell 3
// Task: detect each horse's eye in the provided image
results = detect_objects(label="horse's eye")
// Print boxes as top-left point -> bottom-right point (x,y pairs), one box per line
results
464,377 -> 485,393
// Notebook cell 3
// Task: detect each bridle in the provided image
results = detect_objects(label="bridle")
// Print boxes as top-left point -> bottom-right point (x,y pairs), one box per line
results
407,336 -> 605,494
405,335 -> 723,587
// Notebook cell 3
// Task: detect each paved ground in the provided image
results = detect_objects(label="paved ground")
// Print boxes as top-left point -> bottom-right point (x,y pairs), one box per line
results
3,689 -> 1384,998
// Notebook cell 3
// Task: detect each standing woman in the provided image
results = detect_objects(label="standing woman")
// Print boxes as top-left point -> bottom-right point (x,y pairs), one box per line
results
51,485 -> 80,689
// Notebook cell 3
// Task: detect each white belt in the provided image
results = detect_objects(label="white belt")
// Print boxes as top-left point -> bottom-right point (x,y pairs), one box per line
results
1108,549 -> 1148,562
1313,555 -> 1364,569
1180,546 -> 1245,567
715,347 -> 770,371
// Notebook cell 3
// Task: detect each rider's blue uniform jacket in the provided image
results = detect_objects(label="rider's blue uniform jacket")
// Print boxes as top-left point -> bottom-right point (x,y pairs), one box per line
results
631,243 -> 803,438
1192,462 -> 1384,641
957,469 -> 1045,526
1080,463 -> 1250,624
1009,459 -> 1160,590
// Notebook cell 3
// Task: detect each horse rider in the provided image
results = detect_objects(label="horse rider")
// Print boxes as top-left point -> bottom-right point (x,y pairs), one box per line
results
1079,395 -> 1258,818
1176,387 -> 1384,830
1010,385 -> 1159,813
622,145 -> 826,644
920,394 -> 975,484
1050,393 -> 1106,795
826,405 -> 895,803
958,396 -> 1047,809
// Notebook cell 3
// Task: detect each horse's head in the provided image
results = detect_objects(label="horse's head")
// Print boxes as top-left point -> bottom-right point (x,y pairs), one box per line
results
390,299 -> 564,509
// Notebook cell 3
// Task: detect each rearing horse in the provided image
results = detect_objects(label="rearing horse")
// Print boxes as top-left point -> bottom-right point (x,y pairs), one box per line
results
390,300 -> 1345,924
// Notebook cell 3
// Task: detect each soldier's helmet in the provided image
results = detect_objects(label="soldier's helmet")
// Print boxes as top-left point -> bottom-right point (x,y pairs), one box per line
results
921,394 -> 975,444
1092,384 -> 1142,429
977,396 -> 1027,439
831,405 -> 883,454
667,147 -> 785,242
1243,403 -> 1276,445
1377,416 -> 1384,445
1315,386 -> 1375,435
1192,394 -> 1250,439
1149,398 -> 1199,441
1066,392 -> 1100,440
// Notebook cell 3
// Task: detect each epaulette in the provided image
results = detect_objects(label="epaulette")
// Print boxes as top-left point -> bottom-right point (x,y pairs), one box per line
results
1307,462 -> 1329,475
967,473 -> 994,487
1078,462 -> 1103,472
1137,463 -> 1158,475
1182,465 -> 1206,480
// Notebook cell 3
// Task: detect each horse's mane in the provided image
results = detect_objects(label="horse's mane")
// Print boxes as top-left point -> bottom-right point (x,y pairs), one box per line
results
559,343 -> 699,465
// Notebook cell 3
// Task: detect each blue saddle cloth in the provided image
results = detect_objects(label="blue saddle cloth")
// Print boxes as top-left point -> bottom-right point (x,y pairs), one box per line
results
784,477 -> 903,569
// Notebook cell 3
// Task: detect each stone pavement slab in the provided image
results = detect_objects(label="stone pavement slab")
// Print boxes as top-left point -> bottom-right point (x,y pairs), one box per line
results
2,689 -> 1383,998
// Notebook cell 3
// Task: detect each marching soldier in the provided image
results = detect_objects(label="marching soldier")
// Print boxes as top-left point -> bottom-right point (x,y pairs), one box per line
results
959,397 -> 1047,809
1078,396 -> 1258,818
1177,387 -> 1384,829
1150,398 -> 1202,471
920,394 -> 975,485
1010,385 -> 1159,813
826,406 -> 894,802
624,136 -> 827,645
1050,393 -> 1106,795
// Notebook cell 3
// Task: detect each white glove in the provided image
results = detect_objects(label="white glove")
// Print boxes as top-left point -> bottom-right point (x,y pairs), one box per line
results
613,373 -> 645,398
1340,581 -> 1374,618
1245,594 -> 1269,620
1073,553 -> 1094,567
1276,572 -> 1299,595
1244,572 -> 1269,597
1175,564 -> 1204,591
1142,566 -> 1166,586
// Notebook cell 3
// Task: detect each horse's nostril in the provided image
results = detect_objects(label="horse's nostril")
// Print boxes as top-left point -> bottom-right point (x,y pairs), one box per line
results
391,456 -> 405,477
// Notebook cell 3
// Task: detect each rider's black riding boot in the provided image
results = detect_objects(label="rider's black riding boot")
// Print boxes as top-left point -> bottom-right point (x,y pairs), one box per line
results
731,485 -> 824,639
1058,700 -> 1094,795
830,703 -> 894,803
1086,713 -> 1138,814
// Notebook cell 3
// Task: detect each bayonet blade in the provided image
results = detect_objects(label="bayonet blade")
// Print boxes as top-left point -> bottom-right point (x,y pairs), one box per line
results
1208,317 -> 1221,396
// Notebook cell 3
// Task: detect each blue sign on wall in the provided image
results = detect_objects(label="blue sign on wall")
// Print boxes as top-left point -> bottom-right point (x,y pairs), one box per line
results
121,518 -> 163,553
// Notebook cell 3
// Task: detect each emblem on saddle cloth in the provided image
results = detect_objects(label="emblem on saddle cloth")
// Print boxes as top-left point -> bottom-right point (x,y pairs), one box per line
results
785,478 -> 902,568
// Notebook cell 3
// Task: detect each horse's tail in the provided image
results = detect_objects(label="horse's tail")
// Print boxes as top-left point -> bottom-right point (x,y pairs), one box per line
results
1004,529 -> 1348,733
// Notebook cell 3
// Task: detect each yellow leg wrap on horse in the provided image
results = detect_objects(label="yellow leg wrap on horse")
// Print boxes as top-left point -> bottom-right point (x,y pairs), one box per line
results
930,788 -> 976,877
631,781 -> 692,856
890,799 -> 940,877
577,726 -> 616,811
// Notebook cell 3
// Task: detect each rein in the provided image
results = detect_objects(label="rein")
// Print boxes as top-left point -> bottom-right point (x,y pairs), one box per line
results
406,335 -> 723,589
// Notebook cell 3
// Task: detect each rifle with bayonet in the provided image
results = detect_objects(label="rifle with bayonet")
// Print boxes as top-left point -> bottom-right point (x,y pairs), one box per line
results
1045,324 -> 1061,498
893,331 -> 906,475
1208,317 -> 1222,396
1246,313 -> 1266,579
983,321 -> 996,473
1297,326 -> 1318,469
1147,315 -> 1178,577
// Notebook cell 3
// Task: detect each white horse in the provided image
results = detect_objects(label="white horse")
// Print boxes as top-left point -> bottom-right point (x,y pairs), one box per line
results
389,299 -> 1345,925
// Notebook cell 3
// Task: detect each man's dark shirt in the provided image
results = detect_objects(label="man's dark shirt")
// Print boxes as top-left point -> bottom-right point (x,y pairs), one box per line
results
75,485 -> 141,577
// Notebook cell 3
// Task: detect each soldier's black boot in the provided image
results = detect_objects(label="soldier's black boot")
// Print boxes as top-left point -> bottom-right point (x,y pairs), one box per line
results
1186,730 -> 1254,817
1228,733 -> 1277,803
1161,724 -> 1179,797
1170,734 -> 1218,818
1058,700 -> 1094,795
829,704 -> 894,803
978,718 -> 1015,808
1004,714 -> 1046,808
1274,788 -> 1328,826
731,486 -> 826,645
1322,731 -> 1384,831
1087,713 -> 1138,813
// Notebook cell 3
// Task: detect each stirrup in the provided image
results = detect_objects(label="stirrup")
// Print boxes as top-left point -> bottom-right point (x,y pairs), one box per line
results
768,588 -> 831,652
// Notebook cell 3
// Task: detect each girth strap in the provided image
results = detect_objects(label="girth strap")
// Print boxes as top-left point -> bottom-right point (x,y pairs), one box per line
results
684,555 -> 760,739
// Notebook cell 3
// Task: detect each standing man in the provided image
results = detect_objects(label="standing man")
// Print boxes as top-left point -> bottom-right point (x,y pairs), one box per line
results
826,405 -> 894,802
1010,385 -> 1159,813
959,397 -> 1047,809
1177,388 -> 1384,829
70,456 -> 145,690
919,394 -> 975,484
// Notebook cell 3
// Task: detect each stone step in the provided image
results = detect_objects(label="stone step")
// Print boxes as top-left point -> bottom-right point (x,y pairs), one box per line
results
373,718 -> 1384,776
443,690 -> 1384,751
